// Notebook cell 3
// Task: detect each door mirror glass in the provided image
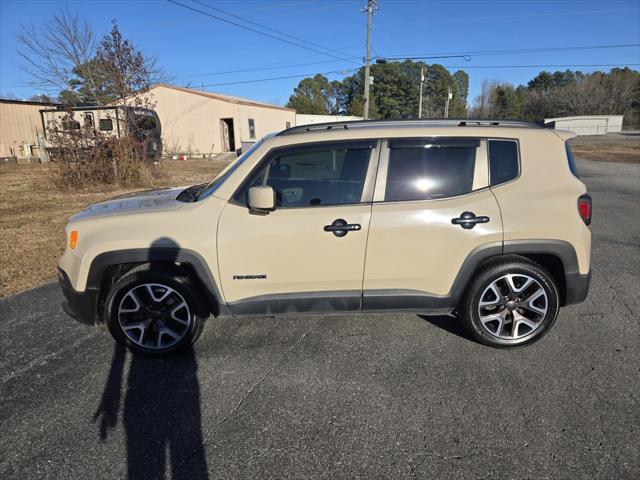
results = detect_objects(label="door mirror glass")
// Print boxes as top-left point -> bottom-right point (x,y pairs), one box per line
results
247,185 -> 276,213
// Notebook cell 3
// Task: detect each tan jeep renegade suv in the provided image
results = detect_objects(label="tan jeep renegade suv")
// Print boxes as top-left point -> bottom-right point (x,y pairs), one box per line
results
58,119 -> 592,356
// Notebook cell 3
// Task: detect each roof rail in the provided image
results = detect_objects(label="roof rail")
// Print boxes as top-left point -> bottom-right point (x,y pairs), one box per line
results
277,118 -> 543,136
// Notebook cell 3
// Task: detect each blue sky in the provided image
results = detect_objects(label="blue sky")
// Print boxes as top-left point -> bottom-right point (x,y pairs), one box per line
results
1,0 -> 639,106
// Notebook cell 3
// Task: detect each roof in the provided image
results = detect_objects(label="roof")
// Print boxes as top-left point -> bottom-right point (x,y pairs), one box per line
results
150,83 -> 295,112
0,98 -> 58,107
545,115 -> 624,121
277,118 -> 543,136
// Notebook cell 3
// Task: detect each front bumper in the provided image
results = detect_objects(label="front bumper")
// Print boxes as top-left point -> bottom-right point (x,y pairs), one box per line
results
57,268 -> 99,325
564,270 -> 591,305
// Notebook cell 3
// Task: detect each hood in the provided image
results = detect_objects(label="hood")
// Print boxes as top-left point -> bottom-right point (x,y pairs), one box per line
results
70,186 -> 187,223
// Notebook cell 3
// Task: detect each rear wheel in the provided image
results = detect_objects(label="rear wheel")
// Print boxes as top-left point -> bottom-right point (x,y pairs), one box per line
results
105,266 -> 207,356
459,257 -> 560,348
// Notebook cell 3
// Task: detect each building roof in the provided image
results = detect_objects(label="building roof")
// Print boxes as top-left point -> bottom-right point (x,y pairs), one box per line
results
0,98 -> 58,107
150,84 -> 295,112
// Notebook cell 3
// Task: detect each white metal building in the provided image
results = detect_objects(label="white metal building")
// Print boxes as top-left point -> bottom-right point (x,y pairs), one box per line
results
133,84 -> 297,156
545,115 -> 624,136
296,114 -> 363,126
0,99 -> 57,158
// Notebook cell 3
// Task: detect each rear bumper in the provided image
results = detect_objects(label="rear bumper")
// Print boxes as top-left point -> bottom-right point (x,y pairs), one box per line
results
564,270 -> 591,305
57,268 -> 98,325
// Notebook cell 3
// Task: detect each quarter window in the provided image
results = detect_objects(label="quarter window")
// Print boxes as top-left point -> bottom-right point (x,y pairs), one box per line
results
488,140 -> 519,185
385,140 -> 477,201
235,143 -> 372,207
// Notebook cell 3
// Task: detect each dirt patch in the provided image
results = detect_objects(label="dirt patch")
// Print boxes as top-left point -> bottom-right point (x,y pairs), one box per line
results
569,133 -> 640,163
0,159 -> 229,298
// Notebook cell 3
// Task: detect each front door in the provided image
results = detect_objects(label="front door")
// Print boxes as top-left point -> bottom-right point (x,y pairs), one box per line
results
362,138 -> 503,311
217,140 -> 379,315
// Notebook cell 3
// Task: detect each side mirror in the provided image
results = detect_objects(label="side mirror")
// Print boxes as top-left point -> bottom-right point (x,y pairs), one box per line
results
247,185 -> 276,214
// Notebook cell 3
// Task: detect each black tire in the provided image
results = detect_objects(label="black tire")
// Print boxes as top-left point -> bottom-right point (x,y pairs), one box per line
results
104,265 -> 207,357
458,256 -> 560,348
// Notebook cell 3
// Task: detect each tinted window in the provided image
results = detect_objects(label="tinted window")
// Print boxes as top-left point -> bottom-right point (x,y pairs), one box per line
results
489,140 -> 519,185
236,145 -> 371,207
385,145 -> 476,201
99,119 -> 113,131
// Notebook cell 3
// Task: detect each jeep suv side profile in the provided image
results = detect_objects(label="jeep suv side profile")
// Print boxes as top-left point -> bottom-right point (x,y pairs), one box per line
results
58,119 -> 592,356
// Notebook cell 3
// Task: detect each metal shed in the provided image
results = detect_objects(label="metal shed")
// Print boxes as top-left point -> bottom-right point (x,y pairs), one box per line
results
545,115 -> 624,136
131,84 -> 297,156
0,99 -> 57,158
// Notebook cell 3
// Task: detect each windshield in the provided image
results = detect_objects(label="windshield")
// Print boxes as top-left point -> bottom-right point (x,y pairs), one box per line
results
196,139 -> 264,201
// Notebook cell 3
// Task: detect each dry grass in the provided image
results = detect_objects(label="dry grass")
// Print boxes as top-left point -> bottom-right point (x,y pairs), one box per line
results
0,158 -> 229,298
569,133 -> 640,163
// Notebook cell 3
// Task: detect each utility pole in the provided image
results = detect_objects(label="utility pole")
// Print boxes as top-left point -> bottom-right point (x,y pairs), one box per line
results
418,65 -> 426,119
444,86 -> 452,118
362,0 -> 377,120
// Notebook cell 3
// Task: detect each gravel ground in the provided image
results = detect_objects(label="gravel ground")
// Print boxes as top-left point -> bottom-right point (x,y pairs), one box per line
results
0,158 -> 638,480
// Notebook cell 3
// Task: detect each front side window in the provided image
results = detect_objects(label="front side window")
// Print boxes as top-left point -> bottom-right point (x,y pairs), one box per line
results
385,139 -> 477,202
248,119 -> 256,139
488,139 -> 519,185
236,143 -> 372,207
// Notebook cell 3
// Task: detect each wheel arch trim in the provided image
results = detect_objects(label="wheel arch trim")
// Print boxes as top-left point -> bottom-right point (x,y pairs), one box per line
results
87,248 -> 230,317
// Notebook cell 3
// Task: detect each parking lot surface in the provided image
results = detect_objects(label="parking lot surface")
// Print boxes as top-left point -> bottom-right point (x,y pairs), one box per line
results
1,159 -> 638,479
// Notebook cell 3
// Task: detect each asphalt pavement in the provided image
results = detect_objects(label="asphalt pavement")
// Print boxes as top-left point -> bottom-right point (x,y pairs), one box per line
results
1,158 -> 638,480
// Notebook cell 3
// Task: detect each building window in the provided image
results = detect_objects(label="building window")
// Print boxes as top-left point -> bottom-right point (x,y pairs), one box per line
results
99,119 -> 113,131
285,121 -> 291,129
248,118 -> 256,139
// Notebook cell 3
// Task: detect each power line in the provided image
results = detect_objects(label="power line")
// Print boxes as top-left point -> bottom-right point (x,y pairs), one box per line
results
380,43 -> 640,60
166,0 -> 358,63
200,68 -> 358,87
189,0 -> 360,63
196,64 -> 639,88
175,43 -> 638,79
438,63 -> 640,69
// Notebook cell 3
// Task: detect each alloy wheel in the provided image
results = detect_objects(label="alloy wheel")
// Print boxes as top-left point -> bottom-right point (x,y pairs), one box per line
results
117,283 -> 192,350
477,274 -> 548,340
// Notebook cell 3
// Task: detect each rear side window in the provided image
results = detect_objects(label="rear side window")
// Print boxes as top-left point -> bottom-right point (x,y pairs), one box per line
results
385,140 -> 477,201
488,140 -> 519,185
235,142 -> 373,207
566,142 -> 579,178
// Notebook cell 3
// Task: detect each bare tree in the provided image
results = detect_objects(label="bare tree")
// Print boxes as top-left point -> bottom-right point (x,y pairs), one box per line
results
15,6 -> 103,104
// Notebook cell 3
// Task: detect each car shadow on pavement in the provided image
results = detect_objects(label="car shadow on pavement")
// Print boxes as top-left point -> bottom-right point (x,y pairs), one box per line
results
93,343 -> 209,480
418,314 -> 473,342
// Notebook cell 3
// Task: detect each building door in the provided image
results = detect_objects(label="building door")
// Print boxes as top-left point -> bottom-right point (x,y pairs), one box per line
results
220,118 -> 235,152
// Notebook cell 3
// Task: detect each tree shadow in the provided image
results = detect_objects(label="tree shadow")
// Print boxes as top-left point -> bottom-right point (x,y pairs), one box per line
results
93,343 -> 209,479
418,314 -> 473,342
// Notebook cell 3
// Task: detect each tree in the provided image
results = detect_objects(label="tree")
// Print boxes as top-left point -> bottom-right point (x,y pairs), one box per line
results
286,74 -> 341,114
15,7 -> 103,105
16,10 -> 161,105
97,22 -> 158,106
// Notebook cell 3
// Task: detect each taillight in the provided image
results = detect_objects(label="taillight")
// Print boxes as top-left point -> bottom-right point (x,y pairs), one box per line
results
578,194 -> 592,225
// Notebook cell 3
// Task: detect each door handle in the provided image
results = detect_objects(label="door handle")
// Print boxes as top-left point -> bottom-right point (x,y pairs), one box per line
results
324,218 -> 361,237
451,211 -> 490,229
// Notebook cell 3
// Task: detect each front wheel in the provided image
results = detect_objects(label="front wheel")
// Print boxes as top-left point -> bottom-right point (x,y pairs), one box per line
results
458,257 -> 560,348
104,266 -> 207,356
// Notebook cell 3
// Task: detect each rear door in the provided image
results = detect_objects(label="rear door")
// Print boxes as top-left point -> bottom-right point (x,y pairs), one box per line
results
362,138 -> 503,311
217,140 -> 380,314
